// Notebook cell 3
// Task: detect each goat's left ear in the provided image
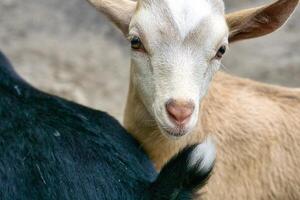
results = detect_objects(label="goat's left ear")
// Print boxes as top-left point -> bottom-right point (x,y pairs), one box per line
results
227,0 -> 299,42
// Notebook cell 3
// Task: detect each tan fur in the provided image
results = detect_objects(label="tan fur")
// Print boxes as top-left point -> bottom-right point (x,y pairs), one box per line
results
124,72 -> 300,199
227,0 -> 299,42
85,0 -> 136,34
86,0 -> 300,199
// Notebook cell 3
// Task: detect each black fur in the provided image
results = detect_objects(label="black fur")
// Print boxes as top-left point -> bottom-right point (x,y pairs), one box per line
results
147,144 -> 214,200
0,51 -> 213,199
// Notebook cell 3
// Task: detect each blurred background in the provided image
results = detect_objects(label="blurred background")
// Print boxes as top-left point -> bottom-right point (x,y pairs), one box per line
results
0,0 -> 299,121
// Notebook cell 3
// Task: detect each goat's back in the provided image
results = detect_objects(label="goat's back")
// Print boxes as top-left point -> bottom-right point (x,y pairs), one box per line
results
0,51 -> 156,200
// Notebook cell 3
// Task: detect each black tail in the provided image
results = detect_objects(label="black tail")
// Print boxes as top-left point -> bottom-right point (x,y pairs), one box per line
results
146,138 -> 216,200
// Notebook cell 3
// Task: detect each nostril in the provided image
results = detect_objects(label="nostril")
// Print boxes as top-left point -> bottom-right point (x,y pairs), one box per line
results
166,99 -> 195,125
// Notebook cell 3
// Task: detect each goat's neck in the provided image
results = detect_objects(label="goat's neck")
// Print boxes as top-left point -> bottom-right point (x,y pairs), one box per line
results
124,70 -> 280,168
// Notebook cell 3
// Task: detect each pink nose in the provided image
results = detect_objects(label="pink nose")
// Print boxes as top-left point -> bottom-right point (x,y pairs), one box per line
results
166,99 -> 195,125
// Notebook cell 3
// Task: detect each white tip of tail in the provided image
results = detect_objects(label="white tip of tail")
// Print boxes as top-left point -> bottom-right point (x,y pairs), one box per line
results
188,137 -> 216,173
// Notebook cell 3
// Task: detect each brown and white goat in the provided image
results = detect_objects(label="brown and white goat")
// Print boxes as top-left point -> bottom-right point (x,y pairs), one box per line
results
86,0 -> 300,199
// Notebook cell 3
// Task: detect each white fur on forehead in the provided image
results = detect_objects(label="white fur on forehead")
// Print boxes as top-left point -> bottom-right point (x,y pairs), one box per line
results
138,0 -> 225,38
166,0 -> 212,38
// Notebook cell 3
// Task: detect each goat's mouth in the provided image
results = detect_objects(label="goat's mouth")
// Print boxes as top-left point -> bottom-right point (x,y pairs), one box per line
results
158,125 -> 190,139
152,106 -> 197,139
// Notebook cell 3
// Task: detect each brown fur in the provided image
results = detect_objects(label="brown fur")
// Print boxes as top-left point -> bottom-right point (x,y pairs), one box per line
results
124,72 -> 300,199
86,0 -> 136,34
227,0 -> 300,42
86,0 -> 300,199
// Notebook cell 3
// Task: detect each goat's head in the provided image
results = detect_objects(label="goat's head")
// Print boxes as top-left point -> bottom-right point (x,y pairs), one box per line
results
87,0 -> 299,138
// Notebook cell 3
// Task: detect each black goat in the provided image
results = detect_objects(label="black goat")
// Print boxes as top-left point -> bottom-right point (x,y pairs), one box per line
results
0,51 -> 215,200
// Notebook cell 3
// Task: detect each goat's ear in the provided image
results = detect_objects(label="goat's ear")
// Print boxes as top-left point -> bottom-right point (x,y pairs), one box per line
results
227,0 -> 299,43
86,0 -> 137,35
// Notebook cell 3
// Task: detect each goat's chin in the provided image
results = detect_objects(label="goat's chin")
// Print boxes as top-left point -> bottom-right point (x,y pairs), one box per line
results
157,124 -> 193,139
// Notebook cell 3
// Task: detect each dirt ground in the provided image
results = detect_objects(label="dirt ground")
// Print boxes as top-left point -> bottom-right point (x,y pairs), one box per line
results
0,0 -> 299,121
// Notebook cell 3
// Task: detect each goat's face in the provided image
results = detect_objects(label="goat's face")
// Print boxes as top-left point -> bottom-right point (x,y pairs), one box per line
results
128,0 -> 228,137
87,0 -> 299,138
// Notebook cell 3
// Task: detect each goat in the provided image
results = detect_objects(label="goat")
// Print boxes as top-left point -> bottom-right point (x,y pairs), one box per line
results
0,50 -> 215,200
86,0 -> 300,199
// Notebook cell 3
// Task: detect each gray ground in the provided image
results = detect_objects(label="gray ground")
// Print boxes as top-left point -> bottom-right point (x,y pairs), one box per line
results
0,0 -> 299,121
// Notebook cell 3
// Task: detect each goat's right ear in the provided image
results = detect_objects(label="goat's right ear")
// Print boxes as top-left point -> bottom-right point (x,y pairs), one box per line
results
86,0 -> 137,35
226,0 -> 299,43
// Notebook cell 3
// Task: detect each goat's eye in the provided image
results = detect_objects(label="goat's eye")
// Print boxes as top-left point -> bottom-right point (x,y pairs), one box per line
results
130,36 -> 144,51
215,45 -> 226,59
